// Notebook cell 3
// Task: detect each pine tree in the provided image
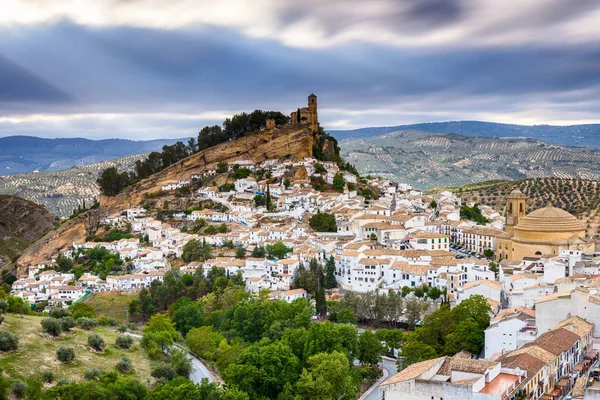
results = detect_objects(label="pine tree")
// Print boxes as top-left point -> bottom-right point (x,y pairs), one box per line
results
316,279 -> 327,318
266,184 -> 272,211
324,256 -> 337,289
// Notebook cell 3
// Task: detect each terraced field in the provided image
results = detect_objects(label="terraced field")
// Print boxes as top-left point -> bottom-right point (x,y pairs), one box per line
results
454,178 -> 600,237
340,131 -> 600,189
0,154 -> 146,216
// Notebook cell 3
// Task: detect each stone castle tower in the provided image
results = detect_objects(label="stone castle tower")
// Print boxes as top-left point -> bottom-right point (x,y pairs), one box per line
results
505,189 -> 527,232
291,94 -> 319,133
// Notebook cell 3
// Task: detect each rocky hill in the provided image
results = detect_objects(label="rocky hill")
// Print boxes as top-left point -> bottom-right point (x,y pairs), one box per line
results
340,130 -> 600,189
0,195 -> 56,275
16,124 -> 315,275
454,178 -> 600,237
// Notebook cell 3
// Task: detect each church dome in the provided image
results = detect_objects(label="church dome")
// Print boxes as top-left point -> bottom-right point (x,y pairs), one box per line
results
514,205 -> 585,233
507,189 -> 527,198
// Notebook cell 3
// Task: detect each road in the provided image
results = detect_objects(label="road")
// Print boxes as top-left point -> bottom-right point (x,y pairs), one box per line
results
362,357 -> 397,400
126,333 -> 219,384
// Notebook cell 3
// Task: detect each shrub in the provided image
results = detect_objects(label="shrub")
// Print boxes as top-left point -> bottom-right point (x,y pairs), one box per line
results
117,324 -> 128,333
0,331 -> 18,352
0,300 -> 7,314
83,368 -> 103,381
116,357 -> 133,373
0,315 -> 4,325
56,378 -> 70,386
56,346 -> 75,364
151,362 -> 177,382
88,333 -> 106,351
60,316 -> 75,331
115,335 -> 134,349
98,316 -> 118,327
12,380 -> 27,399
69,303 -> 96,320
49,307 -> 71,319
77,317 -> 98,330
41,370 -> 54,383
41,318 -> 62,337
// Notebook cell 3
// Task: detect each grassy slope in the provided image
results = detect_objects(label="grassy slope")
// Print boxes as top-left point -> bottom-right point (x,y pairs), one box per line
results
85,292 -> 138,323
0,314 -> 153,384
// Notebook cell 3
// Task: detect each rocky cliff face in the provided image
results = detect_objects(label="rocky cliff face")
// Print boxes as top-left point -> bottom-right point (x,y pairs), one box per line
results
17,125 -> 313,276
0,195 -> 56,275
99,124 -> 314,212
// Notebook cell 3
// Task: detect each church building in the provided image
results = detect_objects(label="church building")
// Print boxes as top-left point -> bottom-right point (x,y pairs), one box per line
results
496,189 -> 594,261
291,94 -> 319,134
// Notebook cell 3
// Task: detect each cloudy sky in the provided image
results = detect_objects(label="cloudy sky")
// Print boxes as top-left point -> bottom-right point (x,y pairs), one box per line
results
2,0 -> 600,139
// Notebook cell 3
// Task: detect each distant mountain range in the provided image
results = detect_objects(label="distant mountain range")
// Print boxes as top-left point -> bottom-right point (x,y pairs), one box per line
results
329,121 -> 600,148
340,130 -> 600,189
0,136 -> 189,175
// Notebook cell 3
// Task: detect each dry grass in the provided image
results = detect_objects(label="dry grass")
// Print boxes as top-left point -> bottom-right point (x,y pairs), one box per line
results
0,314 -> 153,384
85,292 -> 138,323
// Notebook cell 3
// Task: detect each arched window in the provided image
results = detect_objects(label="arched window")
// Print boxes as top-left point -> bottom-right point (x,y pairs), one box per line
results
535,251 -> 542,256
520,203 -> 524,213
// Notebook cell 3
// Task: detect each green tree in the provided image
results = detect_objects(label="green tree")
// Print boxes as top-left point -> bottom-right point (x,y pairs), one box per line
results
398,339 -> 437,369
70,303 -> 96,320
405,298 -> 428,328
443,318 -> 485,355
266,242 -> 292,259
429,200 -> 438,209
376,329 -> 404,357
41,318 -> 62,337
235,246 -> 245,259
356,330 -> 384,366
336,307 -> 358,325
224,341 -> 300,399
283,178 -> 291,189
324,256 -> 337,289
333,173 -> 345,192
309,212 -> 337,232
294,351 -> 358,400
170,348 -> 193,378
186,326 -> 225,361
216,161 -> 228,174
252,245 -> 266,258
451,295 -> 490,330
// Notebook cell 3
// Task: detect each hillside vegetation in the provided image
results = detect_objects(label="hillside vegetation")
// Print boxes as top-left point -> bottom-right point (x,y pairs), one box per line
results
455,178 -> 600,236
0,154 -> 145,216
0,313 -> 153,383
341,130 -> 600,189
0,195 -> 55,275
331,120 -> 600,148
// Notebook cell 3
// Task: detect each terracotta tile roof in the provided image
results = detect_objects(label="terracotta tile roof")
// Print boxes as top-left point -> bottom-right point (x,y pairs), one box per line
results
381,357 -> 446,385
437,357 -> 498,375
528,327 -> 580,356
462,279 -> 502,291
555,316 -> 593,339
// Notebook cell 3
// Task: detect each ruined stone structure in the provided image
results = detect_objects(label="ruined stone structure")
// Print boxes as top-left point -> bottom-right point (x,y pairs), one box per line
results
291,94 -> 319,133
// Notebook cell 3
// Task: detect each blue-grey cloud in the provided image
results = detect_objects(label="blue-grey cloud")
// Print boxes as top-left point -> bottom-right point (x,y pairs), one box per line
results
0,0 -> 600,138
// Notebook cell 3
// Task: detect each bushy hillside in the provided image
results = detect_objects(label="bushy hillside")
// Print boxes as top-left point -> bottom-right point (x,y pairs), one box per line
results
455,178 -> 600,236
340,130 -> 600,189
0,153 -> 145,216
330,120 -> 600,148
0,195 -> 55,273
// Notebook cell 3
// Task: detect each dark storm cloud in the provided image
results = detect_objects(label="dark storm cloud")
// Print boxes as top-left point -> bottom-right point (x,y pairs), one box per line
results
0,54 -> 71,103
1,0 -> 600,137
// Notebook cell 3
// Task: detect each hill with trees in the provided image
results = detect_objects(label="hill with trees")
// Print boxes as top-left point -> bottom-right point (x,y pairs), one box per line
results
340,130 -> 600,189
0,195 -> 55,284
454,178 -> 600,236
330,120 -> 600,149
